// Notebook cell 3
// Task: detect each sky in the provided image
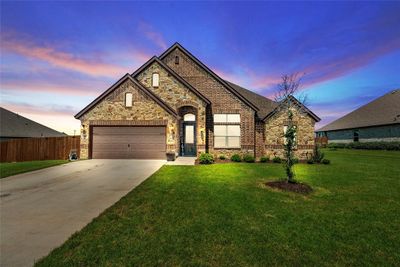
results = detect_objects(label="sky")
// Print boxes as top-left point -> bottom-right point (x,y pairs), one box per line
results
1,1 -> 399,135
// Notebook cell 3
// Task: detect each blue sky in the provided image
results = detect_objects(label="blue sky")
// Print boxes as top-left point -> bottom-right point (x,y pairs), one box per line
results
1,1 -> 399,134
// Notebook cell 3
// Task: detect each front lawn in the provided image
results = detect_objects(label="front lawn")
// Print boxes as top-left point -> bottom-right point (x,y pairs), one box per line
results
0,160 -> 69,178
36,150 -> 400,266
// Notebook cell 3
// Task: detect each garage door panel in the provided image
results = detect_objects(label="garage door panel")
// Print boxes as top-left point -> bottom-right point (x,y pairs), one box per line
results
93,127 -> 165,135
93,136 -> 165,144
92,126 -> 166,159
93,143 -> 165,151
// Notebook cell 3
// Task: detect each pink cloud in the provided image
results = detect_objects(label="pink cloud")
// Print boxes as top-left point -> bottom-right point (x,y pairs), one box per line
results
0,31 -> 151,78
1,39 -> 126,77
2,102 -> 77,117
138,21 -> 168,50
0,79 -> 105,96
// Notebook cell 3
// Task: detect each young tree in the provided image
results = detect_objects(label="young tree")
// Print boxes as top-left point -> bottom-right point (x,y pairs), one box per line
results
274,73 -> 307,183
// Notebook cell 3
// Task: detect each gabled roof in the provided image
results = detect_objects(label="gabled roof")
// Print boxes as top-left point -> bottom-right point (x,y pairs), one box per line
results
317,89 -> 400,132
264,95 -> 321,122
74,74 -> 178,119
225,81 -> 320,122
131,56 -> 210,105
159,42 -> 259,111
225,80 -> 278,119
0,107 -> 67,138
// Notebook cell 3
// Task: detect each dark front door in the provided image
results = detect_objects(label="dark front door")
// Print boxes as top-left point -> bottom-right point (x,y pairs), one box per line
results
182,122 -> 196,156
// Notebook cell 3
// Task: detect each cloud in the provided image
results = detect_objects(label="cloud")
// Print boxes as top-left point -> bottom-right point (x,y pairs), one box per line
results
138,21 -> 168,50
0,79 -> 103,96
1,101 -> 78,117
0,31 -> 150,78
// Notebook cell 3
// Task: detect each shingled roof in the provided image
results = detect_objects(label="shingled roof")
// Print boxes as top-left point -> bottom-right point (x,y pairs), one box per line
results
224,80 -> 278,118
0,107 -> 66,138
317,89 -> 400,132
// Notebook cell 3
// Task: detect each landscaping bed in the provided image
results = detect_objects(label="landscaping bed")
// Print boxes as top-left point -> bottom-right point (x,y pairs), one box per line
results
266,180 -> 313,194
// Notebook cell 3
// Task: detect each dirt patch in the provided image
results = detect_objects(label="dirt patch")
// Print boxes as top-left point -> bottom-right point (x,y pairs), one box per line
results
266,180 -> 313,194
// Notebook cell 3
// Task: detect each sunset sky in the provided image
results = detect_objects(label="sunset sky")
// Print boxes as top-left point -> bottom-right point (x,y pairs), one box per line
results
1,1 -> 399,135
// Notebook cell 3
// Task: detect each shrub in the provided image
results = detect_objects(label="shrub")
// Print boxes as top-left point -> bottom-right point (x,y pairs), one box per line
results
260,156 -> 269,163
243,154 -> 255,163
327,141 -> 400,151
231,154 -> 242,162
322,159 -> 331,164
293,158 -> 299,164
312,145 -> 324,163
198,153 -> 214,164
272,156 -> 282,163
307,159 -> 314,164
218,154 -> 226,160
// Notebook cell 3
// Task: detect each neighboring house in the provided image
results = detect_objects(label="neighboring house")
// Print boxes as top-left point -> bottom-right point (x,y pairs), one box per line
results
316,89 -> 400,143
0,107 -> 66,142
75,43 -> 320,160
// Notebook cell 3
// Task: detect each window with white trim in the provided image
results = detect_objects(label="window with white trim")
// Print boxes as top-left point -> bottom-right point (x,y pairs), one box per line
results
125,93 -> 133,107
213,114 -> 240,148
152,73 -> 159,87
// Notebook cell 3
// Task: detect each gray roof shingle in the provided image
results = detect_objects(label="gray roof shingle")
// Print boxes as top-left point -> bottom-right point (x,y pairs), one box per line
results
0,107 -> 67,138
224,80 -> 278,119
317,89 -> 400,132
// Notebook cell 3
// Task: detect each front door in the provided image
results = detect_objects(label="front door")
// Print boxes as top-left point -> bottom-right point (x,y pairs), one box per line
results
183,122 -> 196,156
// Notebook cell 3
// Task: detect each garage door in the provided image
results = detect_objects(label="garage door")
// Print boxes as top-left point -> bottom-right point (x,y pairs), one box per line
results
92,126 -> 166,159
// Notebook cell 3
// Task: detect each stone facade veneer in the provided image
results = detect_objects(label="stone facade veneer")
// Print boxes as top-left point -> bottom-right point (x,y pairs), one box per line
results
264,107 -> 315,160
136,61 -> 208,155
79,79 -> 177,159
77,44 -> 319,160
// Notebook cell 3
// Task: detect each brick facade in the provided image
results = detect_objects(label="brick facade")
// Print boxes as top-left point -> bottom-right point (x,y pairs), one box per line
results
162,48 -> 256,157
76,43 -> 319,160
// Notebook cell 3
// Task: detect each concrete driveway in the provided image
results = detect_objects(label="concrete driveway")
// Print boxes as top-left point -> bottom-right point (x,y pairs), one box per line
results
0,159 -> 165,267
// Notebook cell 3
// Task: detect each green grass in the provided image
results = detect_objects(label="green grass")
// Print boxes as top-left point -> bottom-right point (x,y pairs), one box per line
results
36,150 -> 400,266
0,160 -> 69,178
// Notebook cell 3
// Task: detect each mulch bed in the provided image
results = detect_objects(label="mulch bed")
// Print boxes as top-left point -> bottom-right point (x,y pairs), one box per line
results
266,180 -> 313,194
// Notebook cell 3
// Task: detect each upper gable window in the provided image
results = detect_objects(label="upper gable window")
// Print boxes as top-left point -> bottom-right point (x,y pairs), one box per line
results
152,73 -> 159,87
125,93 -> 133,107
175,56 -> 180,65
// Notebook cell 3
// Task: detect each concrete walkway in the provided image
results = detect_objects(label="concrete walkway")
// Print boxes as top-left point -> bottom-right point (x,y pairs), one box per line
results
165,156 -> 196,165
0,159 -> 165,267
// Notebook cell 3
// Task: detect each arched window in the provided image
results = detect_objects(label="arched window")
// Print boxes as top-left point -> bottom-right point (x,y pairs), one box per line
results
152,73 -> 159,87
125,93 -> 133,107
175,55 -> 180,65
184,113 -> 195,121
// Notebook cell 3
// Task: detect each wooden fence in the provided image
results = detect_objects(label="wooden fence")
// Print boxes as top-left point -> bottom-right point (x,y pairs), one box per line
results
0,136 -> 80,162
315,136 -> 328,147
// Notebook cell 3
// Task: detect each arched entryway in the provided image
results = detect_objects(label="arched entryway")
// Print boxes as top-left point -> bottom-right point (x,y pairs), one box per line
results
178,106 -> 197,156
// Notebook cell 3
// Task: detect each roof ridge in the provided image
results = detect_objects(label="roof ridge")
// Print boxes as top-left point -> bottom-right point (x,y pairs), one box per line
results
224,80 -> 275,102
74,74 -> 178,119
159,42 -> 259,111
317,88 -> 400,132
132,56 -> 210,105
1,107 -> 66,137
